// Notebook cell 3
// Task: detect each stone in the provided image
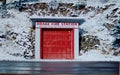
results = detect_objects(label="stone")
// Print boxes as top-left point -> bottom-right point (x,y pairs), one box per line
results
104,23 -> 115,30
49,0 -> 59,10
66,3 -> 73,8
113,48 -> 120,56
112,19 -> 118,23
24,50 -> 34,59
105,4 -> 115,9
0,43 -> 2,46
59,8 -> 68,16
0,35 -> 6,38
73,3 -> 86,10
80,35 -> 100,53
112,8 -> 119,12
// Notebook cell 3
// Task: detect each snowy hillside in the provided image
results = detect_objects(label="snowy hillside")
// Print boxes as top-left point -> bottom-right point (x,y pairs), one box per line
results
0,0 -> 120,61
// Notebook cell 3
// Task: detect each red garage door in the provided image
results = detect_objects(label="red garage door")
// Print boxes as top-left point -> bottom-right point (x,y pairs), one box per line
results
41,28 -> 74,59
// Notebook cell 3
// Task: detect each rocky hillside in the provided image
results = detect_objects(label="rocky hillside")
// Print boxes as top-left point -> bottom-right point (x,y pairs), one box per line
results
0,0 -> 120,60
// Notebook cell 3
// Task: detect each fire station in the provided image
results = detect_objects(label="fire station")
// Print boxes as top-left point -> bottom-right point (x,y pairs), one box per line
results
31,17 -> 85,60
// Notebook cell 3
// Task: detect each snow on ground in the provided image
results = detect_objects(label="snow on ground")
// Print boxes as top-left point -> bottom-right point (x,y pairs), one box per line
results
0,0 -> 120,61
0,47 -> 25,60
78,0 -> 120,60
79,7 -> 115,52
0,9 -> 32,60
66,0 -> 119,61
77,50 -> 120,61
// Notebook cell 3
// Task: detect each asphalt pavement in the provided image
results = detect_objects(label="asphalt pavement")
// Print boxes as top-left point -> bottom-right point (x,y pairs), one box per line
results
0,61 -> 119,75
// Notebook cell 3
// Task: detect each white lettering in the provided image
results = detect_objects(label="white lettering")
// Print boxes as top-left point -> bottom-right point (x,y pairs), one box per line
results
36,22 -> 79,28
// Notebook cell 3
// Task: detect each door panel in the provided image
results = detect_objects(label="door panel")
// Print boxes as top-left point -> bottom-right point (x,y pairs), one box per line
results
41,28 -> 74,59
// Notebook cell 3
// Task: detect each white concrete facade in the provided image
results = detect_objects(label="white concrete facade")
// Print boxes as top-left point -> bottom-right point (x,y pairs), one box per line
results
35,28 -> 40,59
35,28 -> 79,60
74,29 -> 79,59
35,18 -> 80,60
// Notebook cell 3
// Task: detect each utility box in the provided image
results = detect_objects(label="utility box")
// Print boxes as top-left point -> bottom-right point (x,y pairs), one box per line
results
31,17 -> 84,60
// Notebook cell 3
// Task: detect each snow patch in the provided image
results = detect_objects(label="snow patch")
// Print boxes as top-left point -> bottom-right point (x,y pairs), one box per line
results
77,50 -> 120,61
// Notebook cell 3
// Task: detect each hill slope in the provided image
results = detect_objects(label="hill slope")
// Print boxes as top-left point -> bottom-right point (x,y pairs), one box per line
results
0,0 -> 120,61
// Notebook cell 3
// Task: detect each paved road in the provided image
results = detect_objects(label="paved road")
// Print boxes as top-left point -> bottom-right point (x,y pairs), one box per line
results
0,61 -> 119,75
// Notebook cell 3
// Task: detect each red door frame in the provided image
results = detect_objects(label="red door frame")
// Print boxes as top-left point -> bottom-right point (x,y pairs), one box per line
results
40,28 -> 74,59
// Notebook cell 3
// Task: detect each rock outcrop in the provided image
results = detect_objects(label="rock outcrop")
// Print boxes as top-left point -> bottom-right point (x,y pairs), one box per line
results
0,1 -> 120,59
80,35 -> 100,54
